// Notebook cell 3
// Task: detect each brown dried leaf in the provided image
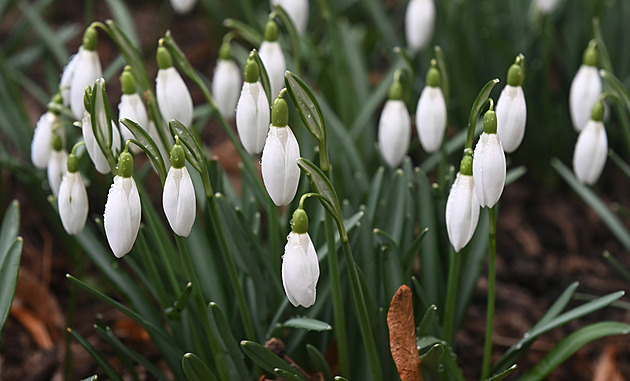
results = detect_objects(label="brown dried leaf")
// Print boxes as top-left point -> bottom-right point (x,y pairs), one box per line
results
387,285 -> 423,381
592,344 -> 625,381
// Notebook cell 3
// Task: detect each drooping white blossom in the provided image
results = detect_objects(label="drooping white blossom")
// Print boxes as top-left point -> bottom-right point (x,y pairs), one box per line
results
212,44 -> 242,119
47,147 -> 67,198
378,78 -> 410,168
104,151 -> 141,258
69,28 -> 103,120
496,63 -> 527,153
535,0 -> 561,14
271,0 -> 309,35
163,142 -> 196,237
259,20 -> 286,99
58,154 -> 88,235
31,111 -> 57,169
405,0 -> 435,52
236,56 -> 270,154
570,41 -> 601,132
156,46 -> 193,127
59,52 -> 79,107
170,0 -> 197,14
261,98 -> 300,206
573,102 -> 607,185
118,67 -> 149,154
445,156 -> 480,252
416,64 -> 446,153
473,110 -> 506,208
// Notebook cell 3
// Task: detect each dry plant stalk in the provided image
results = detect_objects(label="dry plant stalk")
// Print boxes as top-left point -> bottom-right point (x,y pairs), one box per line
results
387,284 -> 423,381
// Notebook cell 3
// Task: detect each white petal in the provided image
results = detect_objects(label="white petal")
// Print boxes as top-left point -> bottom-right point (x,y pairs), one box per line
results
271,0 -> 309,34
282,232 -> 319,307
212,59 -> 242,119
47,150 -> 68,197
59,50 -> 80,107
163,167 -> 196,237
236,82 -> 270,154
261,126 -> 300,206
535,0 -> 561,14
405,0 -> 435,52
569,65 -> 601,132
259,41 -> 286,99
473,133 -> 506,208
104,176 -> 141,257
496,85 -> 527,153
70,49 -> 102,120
170,0 -> 197,13
573,120 -> 607,185
445,173 -> 480,252
378,100 -> 411,168
59,172 -> 89,235
416,86 -> 447,153
156,67 -> 194,127
119,94 -> 149,154
31,112 -> 56,169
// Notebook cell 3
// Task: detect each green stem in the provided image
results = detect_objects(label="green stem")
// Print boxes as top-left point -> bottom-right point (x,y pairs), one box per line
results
443,249 -> 461,345
340,238 -> 382,380
481,206 -> 497,380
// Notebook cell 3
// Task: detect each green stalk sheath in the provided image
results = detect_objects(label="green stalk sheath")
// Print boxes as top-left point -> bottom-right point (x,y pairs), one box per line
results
176,236 -> 229,381
341,239 -> 382,380
443,249 -> 461,344
481,206 -> 497,380
324,212 -> 350,376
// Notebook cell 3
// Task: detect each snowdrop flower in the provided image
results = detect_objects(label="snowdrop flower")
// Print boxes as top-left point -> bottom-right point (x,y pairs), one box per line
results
47,132 -> 67,198
573,101 -> 607,185
416,62 -> 447,153
446,152 -> 480,252
378,76 -> 411,168
59,52 -> 79,108
69,26 -> 103,120
534,0 -> 561,14
82,79 -> 121,174
473,105 -> 506,208
270,0 -> 309,35
156,46 -> 193,128
259,20 -> 286,99
282,208 -> 319,308
212,42 -> 242,120
236,54 -> 270,154
570,41 -> 601,132
163,139 -> 196,237
496,62 -> 527,153
170,0 -> 196,14
405,0 -> 435,52
261,95 -> 300,206
58,150 -> 88,235
118,67 -> 148,154
104,149 -> 141,258
32,95 -> 63,170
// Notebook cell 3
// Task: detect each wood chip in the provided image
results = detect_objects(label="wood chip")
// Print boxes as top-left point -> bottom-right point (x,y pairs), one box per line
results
387,285 -> 423,381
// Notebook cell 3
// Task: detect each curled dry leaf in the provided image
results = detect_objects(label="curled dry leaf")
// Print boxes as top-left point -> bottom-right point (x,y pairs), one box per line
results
387,284 -> 423,381
592,343 -> 625,381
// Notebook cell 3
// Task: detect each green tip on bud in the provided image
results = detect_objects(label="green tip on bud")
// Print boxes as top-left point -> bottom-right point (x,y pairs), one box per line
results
591,100 -> 604,122
583,40 -> 598,67
52,132 -> 63,151
272,97 -> 289,127
118,151 -> 134,178
264,20 -> 279,42
67,153 -> 79,173
460,153 -> 473,176
291,208 -> 308,234
507,64 -> 523,87
52,92 -> 63,105
389,79 -> 403,100
483,109 -> 497,134
157,46 -> 173,70
219,42 -> 232,60
426,67 -> 441,88
170,140 -> 186,169
83,26 -> 98,51
244,55 -> 260,83
120,67 -> 137,95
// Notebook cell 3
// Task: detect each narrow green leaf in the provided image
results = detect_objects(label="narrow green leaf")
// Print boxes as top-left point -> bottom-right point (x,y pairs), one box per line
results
104,0 -> 139,46
240,340 -> 308,380
0,200 -> 20,258
0,238 -> 22,343
296,158 -> 343,230
417,304 -> 439,337
373,229 -> 399,251
519,322 -> 630,381
17,0 -> 67,67
208,302 -> 248,376
280,317 -> 332,332
434,46 -> 449,104
81,376 -> 98,381
552,158 -> 630,252
466,78 -> 499,149
603,251 -> 630,282
274,368 -> 306,381
68,328 -> 125,381
121,118 -> 167,183
169,119 -> 203,173
182,353 -> 218,381
284,71 -> 326,142
419,343 -> 444,369
608,149 -> 630,179
402,228 -> 429,269
486,364 -> 517,381
306,344 -> 333,381
592,18 -> 613,73
223,18 -> 263,46
103,20 -> 149,90
601,69 -> 630,114
165,282 -> 193,319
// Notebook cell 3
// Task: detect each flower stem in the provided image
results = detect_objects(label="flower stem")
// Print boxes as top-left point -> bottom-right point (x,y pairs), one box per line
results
481,205 -> 497,380
443,248 -> 461,344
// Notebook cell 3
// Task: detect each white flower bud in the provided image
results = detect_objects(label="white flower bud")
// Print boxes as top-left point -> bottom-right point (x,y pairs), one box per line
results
573,119 -> 607,185
170,0 -> 196,14
212,59 -> 242,120
47,149 -> 67,198
58,171 -> 88,235
104,175 -> 141,258
118,93 -> 149,154
156,67 -> 194,127
473,132 -> 506,208
378,99 -> 411,168
236,81 -> 270,154
570,65 -> 601,132
31,112 -> 56,169
416,86 -> 447,153
82,112 -> 121,174
446,171 -> 480,252
69,46 -> 102,120
270,0 -> 309,35
535,0 -> 561,14
405,0 -> 435,52
163,166 -> 196,237
259,41 -> 286,99
261,125 -> 300,206
282,231 -> 319,308
59,53 -> 79,107
496,85 -> 527,153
